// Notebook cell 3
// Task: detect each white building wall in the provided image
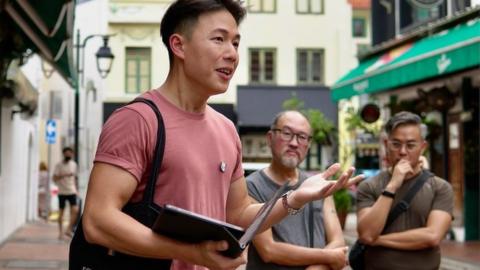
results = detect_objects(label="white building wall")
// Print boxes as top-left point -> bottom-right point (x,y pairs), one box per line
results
0,99 -> 38,243
352,8 -> 371,47
106,0 -> 170,102
106,23 -> 168,102
104,0 -> 356,104
0,57 -> 43,243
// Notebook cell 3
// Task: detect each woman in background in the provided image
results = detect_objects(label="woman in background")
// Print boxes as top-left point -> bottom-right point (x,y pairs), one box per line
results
38,162 -> 50,221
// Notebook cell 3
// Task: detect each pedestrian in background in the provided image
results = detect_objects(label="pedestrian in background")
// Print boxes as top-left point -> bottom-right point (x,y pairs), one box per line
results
356,111 -> 453,269
72,1 -> 362,269
53,147 -> 79,240
38,161 -> 50,221
246,110 -> 350,270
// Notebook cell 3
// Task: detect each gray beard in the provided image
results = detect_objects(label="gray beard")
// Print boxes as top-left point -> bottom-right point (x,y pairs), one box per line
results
281,156 -> 299,169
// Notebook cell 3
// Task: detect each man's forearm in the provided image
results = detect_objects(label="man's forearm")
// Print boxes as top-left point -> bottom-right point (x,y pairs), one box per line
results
324,239 -> 344,249
306,264 -> 330,270
83,206 -> 193,259
254,241 -> 336,266
322,196 -> 345,249
373,227 -> 441,250
233,199 -> 288,233
357,197 -> 394,243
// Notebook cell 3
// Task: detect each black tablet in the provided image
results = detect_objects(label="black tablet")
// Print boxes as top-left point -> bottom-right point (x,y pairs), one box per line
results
151,182 -> 289,258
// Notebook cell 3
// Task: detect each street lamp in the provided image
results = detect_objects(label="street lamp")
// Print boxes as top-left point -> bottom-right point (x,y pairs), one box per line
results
74,29 -> 114,165
95,36 -> 115,79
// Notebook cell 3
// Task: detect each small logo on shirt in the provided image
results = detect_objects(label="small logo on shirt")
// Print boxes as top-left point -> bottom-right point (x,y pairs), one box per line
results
219,162 -> 227,173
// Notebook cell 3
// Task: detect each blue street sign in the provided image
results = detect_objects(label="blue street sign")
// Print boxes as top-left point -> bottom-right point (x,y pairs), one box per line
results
45,119 -> 56,144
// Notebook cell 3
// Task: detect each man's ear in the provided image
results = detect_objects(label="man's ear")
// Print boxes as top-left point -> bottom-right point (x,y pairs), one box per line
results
382,137 -> 389,150
266,131 -> 273,148
421,140 -> 428,154
169,34 -> 185,60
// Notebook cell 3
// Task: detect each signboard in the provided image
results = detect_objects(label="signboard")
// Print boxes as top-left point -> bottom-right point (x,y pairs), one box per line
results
45,119 -> 57,144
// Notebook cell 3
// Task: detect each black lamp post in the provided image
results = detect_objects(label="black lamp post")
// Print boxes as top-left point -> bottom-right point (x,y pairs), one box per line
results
74,30 -> 114,165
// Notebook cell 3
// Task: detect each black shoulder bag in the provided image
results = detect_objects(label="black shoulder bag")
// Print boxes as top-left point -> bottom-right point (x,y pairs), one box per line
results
349,170 -> 433,270
69,98 -> 171,270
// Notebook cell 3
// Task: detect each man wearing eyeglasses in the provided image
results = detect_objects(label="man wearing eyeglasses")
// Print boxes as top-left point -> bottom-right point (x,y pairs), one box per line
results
246,110 -> 350,270
356,111 -> 453,270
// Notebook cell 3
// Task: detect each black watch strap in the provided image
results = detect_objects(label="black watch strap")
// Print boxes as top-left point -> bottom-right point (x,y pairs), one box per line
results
381,189 -> 395,198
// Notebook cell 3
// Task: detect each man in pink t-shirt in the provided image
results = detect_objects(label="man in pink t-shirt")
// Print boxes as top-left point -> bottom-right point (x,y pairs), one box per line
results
77,1 -> 363,270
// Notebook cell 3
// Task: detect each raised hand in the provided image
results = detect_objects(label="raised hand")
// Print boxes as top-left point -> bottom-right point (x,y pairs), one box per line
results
386,159 -> 414,192
288,163 -> 364,208
393,159 -> 413,178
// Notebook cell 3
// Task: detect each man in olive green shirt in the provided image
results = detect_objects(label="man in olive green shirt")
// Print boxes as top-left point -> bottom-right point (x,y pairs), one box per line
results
356,111 -> 454,270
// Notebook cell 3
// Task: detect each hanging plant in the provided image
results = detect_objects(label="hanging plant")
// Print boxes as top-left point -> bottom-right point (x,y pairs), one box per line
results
282,93 -> 336,145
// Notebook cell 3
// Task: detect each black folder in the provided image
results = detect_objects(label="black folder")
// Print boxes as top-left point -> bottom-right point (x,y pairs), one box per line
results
152,182 -> 289,258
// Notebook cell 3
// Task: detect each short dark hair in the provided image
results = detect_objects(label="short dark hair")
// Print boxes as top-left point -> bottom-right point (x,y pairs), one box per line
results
160,0 -> 246,64
62,147 -> 73,153
385,111 -> 427,138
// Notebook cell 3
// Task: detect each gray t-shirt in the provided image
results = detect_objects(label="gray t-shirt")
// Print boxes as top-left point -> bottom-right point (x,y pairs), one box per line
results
246,170 -> 326,270
357,170 -> 454,270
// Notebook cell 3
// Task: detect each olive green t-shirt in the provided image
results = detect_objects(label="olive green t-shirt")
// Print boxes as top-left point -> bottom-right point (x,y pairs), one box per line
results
356,170 -> 454,270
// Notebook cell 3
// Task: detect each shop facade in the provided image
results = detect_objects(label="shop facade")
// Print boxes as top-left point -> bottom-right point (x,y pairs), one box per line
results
332,9 -> 479,240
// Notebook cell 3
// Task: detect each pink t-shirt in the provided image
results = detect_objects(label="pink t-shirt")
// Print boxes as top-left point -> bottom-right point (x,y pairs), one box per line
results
95,90 -> 244,270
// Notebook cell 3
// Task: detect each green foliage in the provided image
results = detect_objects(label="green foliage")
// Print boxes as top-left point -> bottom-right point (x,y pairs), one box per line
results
282,94 -> 305,111
333,188 -> 352,213
282,93 -> 335,145
307,109 -> 335,144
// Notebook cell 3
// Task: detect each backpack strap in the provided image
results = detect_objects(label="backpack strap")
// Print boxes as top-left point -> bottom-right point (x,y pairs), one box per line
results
384,170 -> 433,230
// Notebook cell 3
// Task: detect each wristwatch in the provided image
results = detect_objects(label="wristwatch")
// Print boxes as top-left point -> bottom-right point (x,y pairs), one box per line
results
282,190 -> 302,215
381,189 -> 396,199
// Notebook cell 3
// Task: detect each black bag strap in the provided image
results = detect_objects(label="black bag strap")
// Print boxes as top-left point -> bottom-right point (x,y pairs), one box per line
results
308,202 -> 314,248
384,170 -> 432,229
127,97 -> 165,206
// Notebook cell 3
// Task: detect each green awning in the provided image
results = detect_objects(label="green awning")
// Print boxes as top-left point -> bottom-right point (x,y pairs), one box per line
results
4,0 -> 75,85
332,18 -> 480,101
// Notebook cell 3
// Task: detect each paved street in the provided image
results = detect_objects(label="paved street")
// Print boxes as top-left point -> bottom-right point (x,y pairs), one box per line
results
0,221 -> 68,270
0,216 -> 479,270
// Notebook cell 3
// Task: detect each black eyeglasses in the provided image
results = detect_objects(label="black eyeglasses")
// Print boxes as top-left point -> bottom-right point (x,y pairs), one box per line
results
271,128 -> 312,145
